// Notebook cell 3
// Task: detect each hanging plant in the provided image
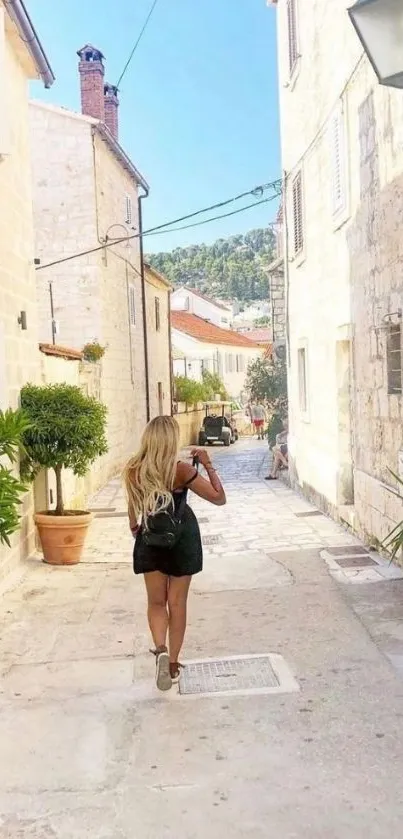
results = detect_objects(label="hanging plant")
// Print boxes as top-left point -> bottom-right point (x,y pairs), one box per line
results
82,341 -> 106,363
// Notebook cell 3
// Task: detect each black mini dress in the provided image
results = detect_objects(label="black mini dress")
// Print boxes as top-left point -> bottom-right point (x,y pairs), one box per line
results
133,470 -> 203,578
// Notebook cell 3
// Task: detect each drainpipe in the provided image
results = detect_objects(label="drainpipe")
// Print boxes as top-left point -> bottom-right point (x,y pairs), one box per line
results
138,189 -> 150,422
168,289 -> 174,416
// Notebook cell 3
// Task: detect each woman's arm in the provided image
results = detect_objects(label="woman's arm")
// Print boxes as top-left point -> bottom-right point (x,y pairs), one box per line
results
183,449 -> 226,506
128,502 -> 139,536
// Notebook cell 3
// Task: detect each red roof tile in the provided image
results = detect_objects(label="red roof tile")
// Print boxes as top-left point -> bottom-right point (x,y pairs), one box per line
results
39,343 -> 83,360
171,312 -> 260,348
237,328 -> 272,343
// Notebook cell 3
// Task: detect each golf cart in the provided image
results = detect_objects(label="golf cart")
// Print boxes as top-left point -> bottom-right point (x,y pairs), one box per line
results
198,402 -> 239,447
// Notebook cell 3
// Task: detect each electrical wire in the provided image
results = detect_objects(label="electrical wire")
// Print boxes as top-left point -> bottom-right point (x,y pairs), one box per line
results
116,0 -> 160,89
35,180 -> 281,271
142,195 -> 277,237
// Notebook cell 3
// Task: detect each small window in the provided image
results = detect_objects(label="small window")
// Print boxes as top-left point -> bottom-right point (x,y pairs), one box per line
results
330,108 -> 347,216
298,347 -> 308,413
129,285 -> 135,326
387,323 -> 402,395
292,172 -> 304,256
125,194 -> 132,226
155,296 -> 161,332
287,0 -> 298,75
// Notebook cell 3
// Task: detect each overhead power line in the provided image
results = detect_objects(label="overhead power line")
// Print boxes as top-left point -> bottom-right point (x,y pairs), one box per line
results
144,195 -> 277,237
35,180 -> 281,272
116,0 -> 160,88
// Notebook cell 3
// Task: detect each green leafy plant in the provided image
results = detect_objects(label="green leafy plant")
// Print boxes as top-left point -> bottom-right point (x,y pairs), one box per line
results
0,409 -> 31,546
201,370 -> 228,401
383,469 -> 403,561
82,341 -> 106,363
21,384 -> 108,516
174,376 -> 205,406
245,356 -> 288,411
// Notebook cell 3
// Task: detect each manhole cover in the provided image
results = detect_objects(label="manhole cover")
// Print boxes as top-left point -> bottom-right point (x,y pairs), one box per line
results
327,546 -> 369,556
202,534 -> 222,546
179,654 -> 299,697
335,555 -> 377,568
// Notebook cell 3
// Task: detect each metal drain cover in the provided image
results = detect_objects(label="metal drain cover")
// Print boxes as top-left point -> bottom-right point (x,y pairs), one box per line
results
335,555 -> 377,568
179,654 -> 299,698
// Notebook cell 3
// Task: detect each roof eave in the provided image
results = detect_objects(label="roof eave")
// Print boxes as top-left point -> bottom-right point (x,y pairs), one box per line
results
95,123 -> 149,193
6,0 -> 55,87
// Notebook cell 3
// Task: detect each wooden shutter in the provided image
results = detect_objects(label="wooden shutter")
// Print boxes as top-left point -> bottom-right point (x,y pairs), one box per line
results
287,0 -> 298,74
292,172 -> 304,255
331,109 -> 346,215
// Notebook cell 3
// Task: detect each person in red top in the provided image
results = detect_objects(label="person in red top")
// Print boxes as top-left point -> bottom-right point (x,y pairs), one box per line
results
124,415 -> 226,692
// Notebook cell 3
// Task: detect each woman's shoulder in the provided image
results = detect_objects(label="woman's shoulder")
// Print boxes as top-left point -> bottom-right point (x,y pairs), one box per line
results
175,460 -> 197,489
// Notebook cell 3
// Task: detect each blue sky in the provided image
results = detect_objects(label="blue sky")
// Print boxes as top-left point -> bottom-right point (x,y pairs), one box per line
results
29,0 -> 280,253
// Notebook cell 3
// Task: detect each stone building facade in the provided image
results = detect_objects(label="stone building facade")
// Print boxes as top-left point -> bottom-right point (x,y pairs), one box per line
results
0,0 -> 54,581
29,46 -> 156,489
270,0 -> 403,547
144,263 -> 172,418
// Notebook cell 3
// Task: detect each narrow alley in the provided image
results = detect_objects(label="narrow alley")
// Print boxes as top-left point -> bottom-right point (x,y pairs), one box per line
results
1,441 -> 403,838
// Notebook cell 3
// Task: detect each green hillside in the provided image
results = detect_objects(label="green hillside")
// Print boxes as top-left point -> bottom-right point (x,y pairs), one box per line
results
147,227 -> 275,303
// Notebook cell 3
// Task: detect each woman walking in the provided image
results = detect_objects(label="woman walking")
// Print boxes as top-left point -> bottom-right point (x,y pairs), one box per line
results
124,416 -> 226,692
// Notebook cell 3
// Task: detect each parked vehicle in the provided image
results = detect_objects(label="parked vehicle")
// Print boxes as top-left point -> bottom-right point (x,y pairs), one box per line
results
198,402 -> 238,447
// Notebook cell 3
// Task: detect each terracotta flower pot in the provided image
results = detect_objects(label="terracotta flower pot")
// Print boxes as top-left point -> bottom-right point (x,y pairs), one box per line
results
34,511 -> 93,566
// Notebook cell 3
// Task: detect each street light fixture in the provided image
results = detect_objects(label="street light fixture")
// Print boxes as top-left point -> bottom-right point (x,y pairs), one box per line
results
348,0 -> 403,89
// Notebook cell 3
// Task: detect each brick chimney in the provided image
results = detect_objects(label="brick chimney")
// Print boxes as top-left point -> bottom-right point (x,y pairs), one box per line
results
104,83 -> 119,139
77,44 -> 105,122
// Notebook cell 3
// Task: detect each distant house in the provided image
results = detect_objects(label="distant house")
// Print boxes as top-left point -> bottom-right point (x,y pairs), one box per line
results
144,263 -> 172,417
171,311 -> 260,400
236,327 -> 272,352
171,287 -> 232,329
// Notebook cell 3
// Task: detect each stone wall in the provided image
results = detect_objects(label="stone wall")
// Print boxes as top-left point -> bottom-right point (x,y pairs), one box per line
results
269,265 -> 286,343
0,28 -> 43,583
176,404 -> 205,449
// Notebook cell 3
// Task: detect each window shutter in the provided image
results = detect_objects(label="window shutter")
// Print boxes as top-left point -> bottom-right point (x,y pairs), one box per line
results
330,109 -> 346,215
287,0 -> 298,74
292,172 -> 304,255
0,10 -> 10,156
129,285 -> 135,325
125,195 -> 132,226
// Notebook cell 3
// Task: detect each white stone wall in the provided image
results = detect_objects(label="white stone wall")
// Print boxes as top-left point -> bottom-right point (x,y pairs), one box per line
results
274,0 -> 403,546
30,102 -> 148,483
145,269 -> 171,418
171,328 -> 260,400
0,20 -> 42,580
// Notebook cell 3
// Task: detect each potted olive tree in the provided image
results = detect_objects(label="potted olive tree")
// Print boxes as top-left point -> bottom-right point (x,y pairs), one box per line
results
0,409 -> 30,547
21,383 -> 107,566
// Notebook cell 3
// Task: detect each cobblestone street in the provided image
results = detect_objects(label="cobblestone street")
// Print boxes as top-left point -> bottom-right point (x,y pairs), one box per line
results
2,440 -> 403,837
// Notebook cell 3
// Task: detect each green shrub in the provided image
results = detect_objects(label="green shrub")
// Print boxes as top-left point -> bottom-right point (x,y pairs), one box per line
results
174,376 -> 205,406
21,384 -> 108,516
0,409 -> 31,546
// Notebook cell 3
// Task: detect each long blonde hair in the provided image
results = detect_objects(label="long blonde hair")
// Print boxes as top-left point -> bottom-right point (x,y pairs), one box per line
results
123,415 -> 180,525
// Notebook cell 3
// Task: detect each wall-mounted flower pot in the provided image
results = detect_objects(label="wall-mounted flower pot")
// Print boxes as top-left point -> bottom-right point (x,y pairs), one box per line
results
34,511 -> 93,565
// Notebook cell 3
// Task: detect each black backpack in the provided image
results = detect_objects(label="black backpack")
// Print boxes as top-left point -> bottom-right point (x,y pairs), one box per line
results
142,457 -> 199,549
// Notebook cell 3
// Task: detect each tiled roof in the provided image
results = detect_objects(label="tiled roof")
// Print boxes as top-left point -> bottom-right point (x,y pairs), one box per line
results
39,343 -> 83,360
171,312 -> 260,348
237,328 -> 272,343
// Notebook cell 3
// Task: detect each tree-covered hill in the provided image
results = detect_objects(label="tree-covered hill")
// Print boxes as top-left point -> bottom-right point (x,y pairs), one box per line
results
147,227 -> 275,303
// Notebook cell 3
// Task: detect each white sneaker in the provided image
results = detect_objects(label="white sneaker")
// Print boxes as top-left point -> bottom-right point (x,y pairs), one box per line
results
155,650 -> 172,691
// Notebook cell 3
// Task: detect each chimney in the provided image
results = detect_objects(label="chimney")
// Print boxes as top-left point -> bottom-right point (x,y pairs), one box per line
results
104,83 -> 119,139
77,44 -> 105,122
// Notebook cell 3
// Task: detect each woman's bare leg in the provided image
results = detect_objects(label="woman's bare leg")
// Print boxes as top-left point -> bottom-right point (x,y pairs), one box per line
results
168,575 -> 192,664
144,571 -> 169,649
